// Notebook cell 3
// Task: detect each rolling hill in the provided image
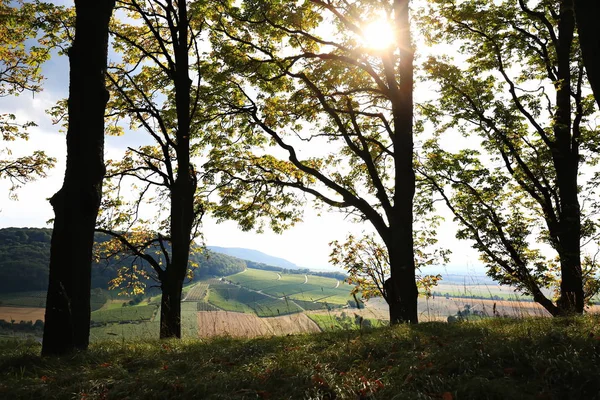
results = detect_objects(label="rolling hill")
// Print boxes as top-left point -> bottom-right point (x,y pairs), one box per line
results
207,246 -> 300,270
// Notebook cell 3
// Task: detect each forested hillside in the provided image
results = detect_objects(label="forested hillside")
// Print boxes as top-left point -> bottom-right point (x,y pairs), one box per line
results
208,246 -> 300,269
0,228 -> 246,293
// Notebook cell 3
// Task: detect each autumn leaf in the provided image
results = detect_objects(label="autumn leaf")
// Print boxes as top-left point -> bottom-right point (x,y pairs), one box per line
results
442,392 -> 453,400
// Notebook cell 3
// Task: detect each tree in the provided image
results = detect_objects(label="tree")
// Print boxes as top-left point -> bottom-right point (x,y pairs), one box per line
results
574,0 -> 600,110
42,0 -> 115,356
419,0 -> 600,315
0,0 -> 60,197
329,232 -> 444,302
207,0 -> 421,323
96,0 -> 204,339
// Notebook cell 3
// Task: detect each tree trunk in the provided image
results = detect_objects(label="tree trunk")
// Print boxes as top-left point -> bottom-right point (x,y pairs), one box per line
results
385,241 -> 418,324
159,273 -> 183,338
158,0 -> 196,339
552,2 -> 584,314
42,0 -> 115,356
385,0 -> 417,325
574,0 -> 600,110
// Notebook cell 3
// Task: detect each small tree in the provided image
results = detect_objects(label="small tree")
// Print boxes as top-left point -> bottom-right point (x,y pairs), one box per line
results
96,0 -> 205,339
329,231 -> 445,303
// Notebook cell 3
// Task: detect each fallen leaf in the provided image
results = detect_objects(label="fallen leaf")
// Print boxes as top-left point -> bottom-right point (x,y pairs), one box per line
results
442,392 -> 453,400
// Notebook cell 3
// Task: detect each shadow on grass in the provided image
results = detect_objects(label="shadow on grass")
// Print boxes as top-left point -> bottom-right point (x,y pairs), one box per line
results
1,315 -> 600,399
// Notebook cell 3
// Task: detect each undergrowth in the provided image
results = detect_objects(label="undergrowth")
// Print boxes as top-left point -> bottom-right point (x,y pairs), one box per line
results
1,315 -> 600,399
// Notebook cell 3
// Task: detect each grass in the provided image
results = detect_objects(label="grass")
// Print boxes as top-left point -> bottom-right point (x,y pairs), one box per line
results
2,315 -> 600,399
89,303 -> 198,342
307,313 -> 388,332
91,305 -> 158,324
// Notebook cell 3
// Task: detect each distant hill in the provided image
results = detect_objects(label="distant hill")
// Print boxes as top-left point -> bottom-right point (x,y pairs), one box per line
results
208,246 -> 300,270
0,227 -> 246,293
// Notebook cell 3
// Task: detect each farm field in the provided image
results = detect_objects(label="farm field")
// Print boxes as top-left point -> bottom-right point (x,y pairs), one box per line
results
0,291 -> 47,308
196,310 -> 320,338
433,282 -> 536,301
90,304 -> 158,324
208,282 -> 303,316
183,282 -> 209,301
227,268 -> 354,307
0,306 -> 45,323
0,290 -> 107,311
362,294 -> 600,321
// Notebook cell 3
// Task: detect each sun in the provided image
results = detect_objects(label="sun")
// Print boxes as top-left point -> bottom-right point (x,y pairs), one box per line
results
361,18 -> 395,50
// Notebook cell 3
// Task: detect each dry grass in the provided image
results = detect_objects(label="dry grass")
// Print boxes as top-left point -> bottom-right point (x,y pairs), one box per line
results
0,306 -> 45,323
196,310 -> 320,338
363,296 -> 600,322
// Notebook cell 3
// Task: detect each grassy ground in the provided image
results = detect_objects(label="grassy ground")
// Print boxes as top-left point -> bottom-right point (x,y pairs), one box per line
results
91,305 -> 158,324
1,315 -> 600,399
307,313 -> 388,332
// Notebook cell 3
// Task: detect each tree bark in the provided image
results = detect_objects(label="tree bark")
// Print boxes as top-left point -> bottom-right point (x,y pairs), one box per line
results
552,1 -> 584,314
42,0 -> 115,355
159,273 -> 184,338
385,241 -> 418,324
158,0 -> 196,339
574,0 -> 600,110
384,0 -> 418,324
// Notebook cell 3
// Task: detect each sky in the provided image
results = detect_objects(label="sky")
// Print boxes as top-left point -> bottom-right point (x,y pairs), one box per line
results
0,1 -> 486,275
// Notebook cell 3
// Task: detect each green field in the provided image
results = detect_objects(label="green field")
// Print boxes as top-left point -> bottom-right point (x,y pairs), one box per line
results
307,313 -> 388,332
89,302 -> 198,341
433,283 -> 535,301
0,290 -> 108,311
208,282 -> 303,316
91,304 -> 158,324
227,268 -> 354,307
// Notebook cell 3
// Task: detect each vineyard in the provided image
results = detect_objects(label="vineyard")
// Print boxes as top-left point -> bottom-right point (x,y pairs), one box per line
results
228,268 -> 355,307
183,282 -> 209,302
208,282 -> 303,317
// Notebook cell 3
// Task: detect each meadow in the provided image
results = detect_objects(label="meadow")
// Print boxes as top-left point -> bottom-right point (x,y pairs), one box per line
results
2,315 -> 600,399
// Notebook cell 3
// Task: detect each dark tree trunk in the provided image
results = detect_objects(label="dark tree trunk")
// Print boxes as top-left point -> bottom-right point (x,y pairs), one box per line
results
385,0 -> 417,325
574,0 -> 600,110
42,0 -> 115,355
158,0 -> 196,339
552,2 -> 584,314
385,241 -> 418,324
159,273 -> 184,338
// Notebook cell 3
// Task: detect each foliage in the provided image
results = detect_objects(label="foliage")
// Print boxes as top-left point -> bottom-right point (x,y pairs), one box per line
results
418,0 -> 600,314
0,0 -> 72,196
330,233 -> 445,300
2,316 -> 600,398
204,0 -> 428,322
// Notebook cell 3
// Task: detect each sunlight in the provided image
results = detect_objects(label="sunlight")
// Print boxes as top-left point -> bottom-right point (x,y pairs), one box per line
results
361,17 -> 395,50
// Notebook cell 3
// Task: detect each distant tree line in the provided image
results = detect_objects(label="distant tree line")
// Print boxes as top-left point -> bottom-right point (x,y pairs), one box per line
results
0,319 -> 44,332
245,260 -> 347,281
